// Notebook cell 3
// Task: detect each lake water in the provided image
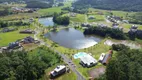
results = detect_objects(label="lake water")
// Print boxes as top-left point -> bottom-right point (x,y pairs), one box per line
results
38,17 -> 54,26
44,28 -> 102,49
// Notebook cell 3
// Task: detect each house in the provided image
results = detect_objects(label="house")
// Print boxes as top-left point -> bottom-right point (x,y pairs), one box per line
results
102,50 -> 113,65
8,42 -> 21,49
1,28 -> 16,33
81,23 -> 93,27
80,54 -> 98,68
19,29 -> 35,34
136,30 -> 142,39
98,53 -> 106,62
88,16 -> 95,19
0,47 -> 8,53
21,36 -> 35,44
97,24 -> 108,28
130,25 -> 138,32
50,65 -> 66,77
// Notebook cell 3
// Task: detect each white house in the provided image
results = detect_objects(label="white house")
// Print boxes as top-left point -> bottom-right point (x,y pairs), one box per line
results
80,54 -> 98,67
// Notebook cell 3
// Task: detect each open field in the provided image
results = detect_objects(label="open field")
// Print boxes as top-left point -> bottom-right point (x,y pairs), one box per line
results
88,15 -> 105,22
38,2 -> 72,16
70,14 -> 86,23
0,25 -> 35,47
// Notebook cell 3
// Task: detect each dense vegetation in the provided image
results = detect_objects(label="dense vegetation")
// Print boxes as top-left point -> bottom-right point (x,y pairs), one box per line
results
128,12 -> 142,25
84,26 -> 127,40
26,1 -> 53,8
0,21 -> 30,28
53,13 -> 70,25
0,46 -> 61,80
0,7 -> 10,16
106,44 -> 142,80
72,0 -> 142,11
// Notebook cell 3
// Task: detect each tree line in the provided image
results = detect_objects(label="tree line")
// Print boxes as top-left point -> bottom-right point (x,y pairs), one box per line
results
0,46 -> 61,80
0,21 -> 30,28
72,0 -> 142,12
84,26 -> 127,40
84,26 -> 142,40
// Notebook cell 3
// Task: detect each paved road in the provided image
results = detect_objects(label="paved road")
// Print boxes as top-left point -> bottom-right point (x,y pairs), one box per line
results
34,27 -> 86,80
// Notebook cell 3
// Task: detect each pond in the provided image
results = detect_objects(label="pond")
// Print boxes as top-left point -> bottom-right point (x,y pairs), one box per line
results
44,28 -> 102,49
38,17 -> 54,26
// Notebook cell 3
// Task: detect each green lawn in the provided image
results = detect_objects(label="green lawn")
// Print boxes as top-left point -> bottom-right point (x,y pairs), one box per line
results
0,30 -> 32,46
88,15 -> 105,22
38,2 -> 72,16
0,25 -> 35,47
70,14 -> 86,22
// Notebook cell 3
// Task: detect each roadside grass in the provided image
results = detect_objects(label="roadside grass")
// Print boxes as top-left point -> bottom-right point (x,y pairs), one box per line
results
70,14 -> 86,23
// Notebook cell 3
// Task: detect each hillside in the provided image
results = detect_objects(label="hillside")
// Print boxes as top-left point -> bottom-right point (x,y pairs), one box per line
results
73,0 -> 142,11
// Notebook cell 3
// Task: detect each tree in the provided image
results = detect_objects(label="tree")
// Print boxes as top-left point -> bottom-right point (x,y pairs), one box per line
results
106,45 -> 142,80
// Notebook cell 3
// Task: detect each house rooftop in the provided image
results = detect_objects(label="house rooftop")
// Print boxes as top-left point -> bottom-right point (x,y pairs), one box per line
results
80,54 -> 97,66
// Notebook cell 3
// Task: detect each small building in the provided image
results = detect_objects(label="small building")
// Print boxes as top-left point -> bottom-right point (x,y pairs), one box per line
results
80,54 -> 98,68
8,42 -> 21,49
21,36 -> 35,44
50,65 -> 66,78
102,50 -> 113,65
0,47 -> 8,53
81,23 -> 93,27
130,25 -> 138,31
19,29 -> 35,34
1,28 -> 16,33
88,16 -> 95,19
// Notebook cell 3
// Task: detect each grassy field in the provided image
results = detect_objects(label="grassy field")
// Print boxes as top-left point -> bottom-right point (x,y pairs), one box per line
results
70,14 -> 86,23
38,2 -> 72,16
0,25 -> 35,47
88,15 -> 105,22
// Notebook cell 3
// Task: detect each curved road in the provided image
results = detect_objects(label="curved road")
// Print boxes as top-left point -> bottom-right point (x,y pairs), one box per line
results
34,27 -> 86,80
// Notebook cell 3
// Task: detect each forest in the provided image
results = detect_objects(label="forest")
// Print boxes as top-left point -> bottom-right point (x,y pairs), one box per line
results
72,0 -> 142,11
106,44 -> 142,80
0,46 -> 61,80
